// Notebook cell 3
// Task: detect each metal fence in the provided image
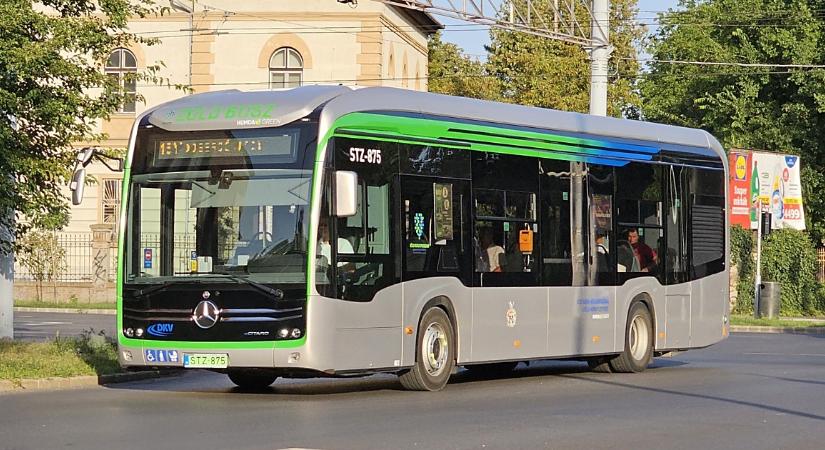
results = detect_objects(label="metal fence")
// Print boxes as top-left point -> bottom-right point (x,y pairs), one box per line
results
818,247 -> 825,283
14,232 -> 118,283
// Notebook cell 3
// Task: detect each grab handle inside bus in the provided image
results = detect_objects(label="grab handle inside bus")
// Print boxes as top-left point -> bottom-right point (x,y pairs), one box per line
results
334,170 -> 358,217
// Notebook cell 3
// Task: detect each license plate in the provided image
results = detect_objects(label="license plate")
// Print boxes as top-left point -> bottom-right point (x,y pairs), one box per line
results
183,353 -> 229,368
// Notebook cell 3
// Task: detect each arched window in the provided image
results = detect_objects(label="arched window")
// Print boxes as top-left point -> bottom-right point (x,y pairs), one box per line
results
269,47 -> 303,89
105,48 -> 137,113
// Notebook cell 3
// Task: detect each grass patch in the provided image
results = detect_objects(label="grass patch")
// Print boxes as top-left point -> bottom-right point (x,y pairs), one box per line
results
730,314 -> 825,328
0,331 -> 121,381
14,300 -> 115,310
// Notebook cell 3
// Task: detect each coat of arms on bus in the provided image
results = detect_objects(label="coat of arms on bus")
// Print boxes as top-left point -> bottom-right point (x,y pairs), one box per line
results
505,301 -> 517,328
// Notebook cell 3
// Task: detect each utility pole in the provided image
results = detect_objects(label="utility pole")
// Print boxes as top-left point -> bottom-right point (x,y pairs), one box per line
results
574,0 -> 610,285
589,0 -> 610,117
0,213 -> 12,340
0,115 -> 16,339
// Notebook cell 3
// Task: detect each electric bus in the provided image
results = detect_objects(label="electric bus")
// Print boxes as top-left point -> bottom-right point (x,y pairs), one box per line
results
71,85 -> 729,390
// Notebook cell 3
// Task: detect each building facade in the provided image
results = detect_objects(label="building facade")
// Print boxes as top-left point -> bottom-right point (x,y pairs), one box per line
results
14,1 -> 438,300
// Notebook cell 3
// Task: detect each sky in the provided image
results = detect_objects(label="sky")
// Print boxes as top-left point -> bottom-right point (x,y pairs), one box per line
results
440,0 -> 681,58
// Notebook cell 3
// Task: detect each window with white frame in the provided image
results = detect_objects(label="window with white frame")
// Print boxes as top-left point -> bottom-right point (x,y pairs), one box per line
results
100,178 -> 123,228
269,47 -> 303,89
105,48 -> 137,113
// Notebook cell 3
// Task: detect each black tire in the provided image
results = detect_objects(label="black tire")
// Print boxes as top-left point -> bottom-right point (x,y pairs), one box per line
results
465,361 -> 518,378
399,307 -> 455,391
586,358 -> 613,373
227,369 -> 278,390
609,301 -> 654,373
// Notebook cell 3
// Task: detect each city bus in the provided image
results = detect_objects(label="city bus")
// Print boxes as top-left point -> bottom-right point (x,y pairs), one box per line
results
71,85 -> 729,391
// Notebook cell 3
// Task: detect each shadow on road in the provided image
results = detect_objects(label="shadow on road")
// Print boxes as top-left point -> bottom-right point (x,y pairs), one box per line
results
558,371 -> 825,422
104,357 -> 688,397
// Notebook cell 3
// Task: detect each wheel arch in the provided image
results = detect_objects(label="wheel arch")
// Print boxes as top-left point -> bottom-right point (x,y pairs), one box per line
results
418,295 -> 459,360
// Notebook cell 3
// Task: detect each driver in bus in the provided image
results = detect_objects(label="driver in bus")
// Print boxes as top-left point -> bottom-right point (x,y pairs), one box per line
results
317,216 -> 354,267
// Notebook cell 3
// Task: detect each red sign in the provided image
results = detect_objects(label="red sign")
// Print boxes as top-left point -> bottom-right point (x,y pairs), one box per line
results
728,151 -> 751,228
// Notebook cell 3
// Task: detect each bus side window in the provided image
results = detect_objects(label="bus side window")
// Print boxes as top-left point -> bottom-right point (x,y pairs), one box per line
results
328,137 -> 399,301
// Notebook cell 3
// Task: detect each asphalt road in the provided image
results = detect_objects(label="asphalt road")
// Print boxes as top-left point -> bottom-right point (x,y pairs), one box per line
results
2,332 -> 825,450
12,311 -> 115,341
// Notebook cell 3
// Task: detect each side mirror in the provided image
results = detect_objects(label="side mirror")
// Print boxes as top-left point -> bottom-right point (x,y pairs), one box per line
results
76,147 -> 96,166
70,168 -> 87,205
333,171 -> 358,217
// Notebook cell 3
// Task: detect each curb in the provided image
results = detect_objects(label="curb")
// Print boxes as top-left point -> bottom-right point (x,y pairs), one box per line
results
0,370 -> 182,395
730,325 -> 825,335
14,307 -> 115,315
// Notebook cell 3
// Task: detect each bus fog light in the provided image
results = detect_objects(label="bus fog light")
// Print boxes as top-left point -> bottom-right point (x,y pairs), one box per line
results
124,328 -> 134,337
135,328 -> 144,337
288,352 -> 301,363
278,328 -> 290,338
122,350 -> 133,361
290,328 -> 302,338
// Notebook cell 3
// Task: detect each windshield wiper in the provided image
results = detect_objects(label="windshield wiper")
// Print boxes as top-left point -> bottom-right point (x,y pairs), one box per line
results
131,278 -> 205,300
212,272 -> 285,301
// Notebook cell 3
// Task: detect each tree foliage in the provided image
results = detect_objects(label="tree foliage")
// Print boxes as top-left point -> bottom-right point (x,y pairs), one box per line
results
0,0 -> 165,251
427,0 -> 645,116
641,0 -> 825,242
427,32 -> 501,100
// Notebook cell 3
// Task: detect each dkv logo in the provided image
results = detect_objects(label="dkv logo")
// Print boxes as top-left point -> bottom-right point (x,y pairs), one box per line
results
146,323 -> 174,337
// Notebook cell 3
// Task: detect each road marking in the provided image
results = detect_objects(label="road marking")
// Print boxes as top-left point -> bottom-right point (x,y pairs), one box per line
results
744,352 -> 825,357
24,321 -> 72,326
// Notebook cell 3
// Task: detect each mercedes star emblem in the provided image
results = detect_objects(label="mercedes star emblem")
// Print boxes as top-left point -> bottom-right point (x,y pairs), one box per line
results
192,300 -> 220,329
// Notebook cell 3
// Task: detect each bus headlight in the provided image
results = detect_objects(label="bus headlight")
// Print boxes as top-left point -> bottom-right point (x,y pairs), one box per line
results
135,328 -> 144,337
278,328 -> 290,338
124,328 -> 134,337
290,328 -> 302,338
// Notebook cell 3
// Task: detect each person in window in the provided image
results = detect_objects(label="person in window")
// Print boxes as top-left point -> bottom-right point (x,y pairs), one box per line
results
595,228 -> 610,272
480,227 -> 505,272
626,228 -> 657,273
317,217 -> 353,267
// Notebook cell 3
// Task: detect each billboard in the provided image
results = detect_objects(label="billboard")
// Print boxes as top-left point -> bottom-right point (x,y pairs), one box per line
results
727,150 -> 805,230
728,151 -> 751,228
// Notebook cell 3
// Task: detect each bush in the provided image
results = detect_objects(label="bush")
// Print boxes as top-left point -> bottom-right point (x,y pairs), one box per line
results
761,229 -> 819,316
730,225 -> 755,314
18,229 -> 66,302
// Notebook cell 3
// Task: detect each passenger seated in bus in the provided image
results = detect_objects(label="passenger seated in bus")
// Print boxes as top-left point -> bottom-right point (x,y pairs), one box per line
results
625,228 -> 657,273
480,227 -> 505,272
616,239 -> 638,272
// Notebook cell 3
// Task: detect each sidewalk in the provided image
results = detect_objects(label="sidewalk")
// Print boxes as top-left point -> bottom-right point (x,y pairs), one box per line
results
13,306 -> 115,315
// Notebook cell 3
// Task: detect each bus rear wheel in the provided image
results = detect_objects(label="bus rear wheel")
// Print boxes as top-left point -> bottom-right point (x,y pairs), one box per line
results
610,302 -> 653,373
399,307 -> 455,391
227,369 -> 278,390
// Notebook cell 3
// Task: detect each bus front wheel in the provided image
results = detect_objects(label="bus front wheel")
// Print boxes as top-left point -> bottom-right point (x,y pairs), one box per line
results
610,302 -> 654,373
227,369 -> 278,390
399,307 -> 455,391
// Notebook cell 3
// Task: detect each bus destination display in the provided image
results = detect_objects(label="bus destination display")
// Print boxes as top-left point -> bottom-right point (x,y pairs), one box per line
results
155,135 -> 293,160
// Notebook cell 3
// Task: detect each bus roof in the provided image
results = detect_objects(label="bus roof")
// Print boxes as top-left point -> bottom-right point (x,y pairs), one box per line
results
320,87 -> 725,162
142,86 -> 724,162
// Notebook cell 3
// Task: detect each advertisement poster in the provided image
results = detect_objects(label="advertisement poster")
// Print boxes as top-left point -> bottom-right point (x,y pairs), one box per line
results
751,152 -> 805,230
728,151 -> 751,228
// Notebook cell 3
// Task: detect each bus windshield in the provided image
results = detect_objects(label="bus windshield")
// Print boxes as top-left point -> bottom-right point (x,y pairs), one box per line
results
125,168 -> 311,284
124,123 -> 318,285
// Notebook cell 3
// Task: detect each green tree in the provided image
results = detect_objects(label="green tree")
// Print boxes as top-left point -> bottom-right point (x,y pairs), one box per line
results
0,0 -> 165,251
485,0 -> 645,116
427,31 -> 501,100
640,0 -> 825,242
